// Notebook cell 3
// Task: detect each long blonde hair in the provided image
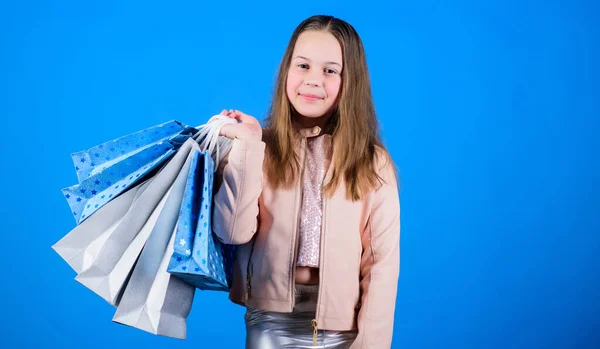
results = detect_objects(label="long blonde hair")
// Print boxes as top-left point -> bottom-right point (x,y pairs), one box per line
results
263,15 -> 394,201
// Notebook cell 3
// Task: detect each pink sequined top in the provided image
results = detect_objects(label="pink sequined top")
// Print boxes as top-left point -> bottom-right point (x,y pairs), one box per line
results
296,130 -> 332,268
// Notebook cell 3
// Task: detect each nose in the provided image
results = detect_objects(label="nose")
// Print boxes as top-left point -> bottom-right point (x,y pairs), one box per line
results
304,79 -> 322,87
304,70 -> 323,87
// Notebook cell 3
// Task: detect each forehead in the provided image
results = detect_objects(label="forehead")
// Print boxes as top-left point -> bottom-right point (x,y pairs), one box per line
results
292,30 -> 342,64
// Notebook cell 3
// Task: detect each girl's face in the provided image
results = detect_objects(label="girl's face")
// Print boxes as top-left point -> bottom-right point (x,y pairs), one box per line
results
286,30 -> 343,123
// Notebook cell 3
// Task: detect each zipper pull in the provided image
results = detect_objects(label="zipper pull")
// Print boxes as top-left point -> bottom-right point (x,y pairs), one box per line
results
245,275 -> 251,300
311,319 -> 318,345
245,237 -> 257,302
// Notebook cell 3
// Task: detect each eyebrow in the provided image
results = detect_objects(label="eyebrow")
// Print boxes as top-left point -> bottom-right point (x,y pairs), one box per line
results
292,55 -> 342,68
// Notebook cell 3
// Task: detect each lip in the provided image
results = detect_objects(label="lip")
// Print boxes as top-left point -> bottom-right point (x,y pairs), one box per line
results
299,93 -> 323,101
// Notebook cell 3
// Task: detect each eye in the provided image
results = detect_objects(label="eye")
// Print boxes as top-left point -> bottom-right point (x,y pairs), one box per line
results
298,63 -> 309,69
324,68 -> 338,74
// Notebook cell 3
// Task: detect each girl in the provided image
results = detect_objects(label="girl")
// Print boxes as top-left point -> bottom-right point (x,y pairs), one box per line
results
212,15 -> 400,349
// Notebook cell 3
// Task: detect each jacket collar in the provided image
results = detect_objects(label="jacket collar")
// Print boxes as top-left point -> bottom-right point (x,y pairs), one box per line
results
299,125 -> 323,138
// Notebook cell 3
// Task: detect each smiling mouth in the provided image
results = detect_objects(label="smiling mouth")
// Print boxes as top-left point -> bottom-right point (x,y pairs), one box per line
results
299,93 -> 323,101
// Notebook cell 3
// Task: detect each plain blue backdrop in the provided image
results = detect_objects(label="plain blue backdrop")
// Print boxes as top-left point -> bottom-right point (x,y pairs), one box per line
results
1,0 -> 598,348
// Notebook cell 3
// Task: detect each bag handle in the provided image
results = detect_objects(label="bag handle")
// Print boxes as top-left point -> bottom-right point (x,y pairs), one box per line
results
193,115 -> 238,171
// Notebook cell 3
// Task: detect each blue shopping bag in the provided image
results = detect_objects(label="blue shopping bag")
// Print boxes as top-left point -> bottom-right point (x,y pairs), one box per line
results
62,120 -> 197,225
167,149 -> 235,291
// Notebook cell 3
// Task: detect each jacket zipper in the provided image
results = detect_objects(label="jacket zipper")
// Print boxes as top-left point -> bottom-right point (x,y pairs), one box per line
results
312,144 -> 333,346
290,137 -> 322,345
291,137 -> 307,308
291,137 -> 315,343
245,237 -> 257,301
312,194 -> 327,345
312,319 -> 319,345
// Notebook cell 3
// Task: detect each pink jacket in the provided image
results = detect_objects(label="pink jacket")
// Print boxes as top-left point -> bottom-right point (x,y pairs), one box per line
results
212,126 -> 401,348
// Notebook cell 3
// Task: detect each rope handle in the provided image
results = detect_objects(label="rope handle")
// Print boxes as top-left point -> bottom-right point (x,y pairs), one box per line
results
192,115 -> 238,171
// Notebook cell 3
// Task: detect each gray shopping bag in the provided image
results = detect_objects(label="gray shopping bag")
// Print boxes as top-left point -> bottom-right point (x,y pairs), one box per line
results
112,144 -> 200,339
52,178 -> 152,274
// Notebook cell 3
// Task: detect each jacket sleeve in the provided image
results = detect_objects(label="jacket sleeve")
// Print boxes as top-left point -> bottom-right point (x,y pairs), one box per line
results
350,158 -> 401,349
211,138 -> 266,245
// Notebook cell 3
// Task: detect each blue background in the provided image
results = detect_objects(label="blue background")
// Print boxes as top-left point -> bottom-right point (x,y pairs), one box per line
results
1,0 -> 598,348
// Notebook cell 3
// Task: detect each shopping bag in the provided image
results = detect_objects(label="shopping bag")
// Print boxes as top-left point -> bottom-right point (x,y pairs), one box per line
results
62,120 -> 197,225
112,144 -> 199,339
113,229 -> 194,339
73,138 -> 197,306
52,178 -> 152,274
111,115 -> 238,338
54,114 -> 239,338
166,149 -> 235,291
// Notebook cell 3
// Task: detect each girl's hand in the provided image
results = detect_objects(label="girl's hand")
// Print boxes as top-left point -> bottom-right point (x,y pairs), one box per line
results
218,109 -> 263,142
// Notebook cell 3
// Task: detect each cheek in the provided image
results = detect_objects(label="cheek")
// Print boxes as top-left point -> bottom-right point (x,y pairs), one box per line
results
286,71 -> 301,96
326,77 -> 342,100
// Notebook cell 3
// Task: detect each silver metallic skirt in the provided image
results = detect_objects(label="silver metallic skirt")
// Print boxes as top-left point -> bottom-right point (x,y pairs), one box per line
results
244,284 -> 358,348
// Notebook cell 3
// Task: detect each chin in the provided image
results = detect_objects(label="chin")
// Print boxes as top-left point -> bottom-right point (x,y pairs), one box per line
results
293,105 -> 330,119
297,110 -> 327,118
